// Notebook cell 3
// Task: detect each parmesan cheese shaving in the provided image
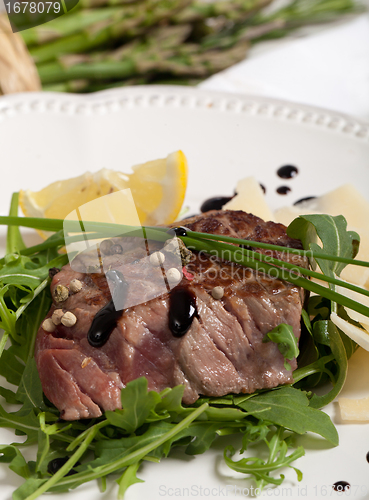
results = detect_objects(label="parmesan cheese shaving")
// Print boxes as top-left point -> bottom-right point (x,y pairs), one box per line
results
339,396 -> 369,422
274,184 -> 369,289
223,176 -> 275,222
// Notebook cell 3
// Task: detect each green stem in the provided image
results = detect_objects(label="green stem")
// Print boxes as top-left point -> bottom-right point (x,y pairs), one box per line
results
24,421 -> 106,500
0,285 -> 16,338
0,331 -> 9,358
15,277 -> 50,320
27,403 -> 208,497
1,215 -> 368,268
0,238 -> 65,264
6,193 -> 25,254
190,237 -> 369,300
292,354 -> 335,383
185,229 -> 369,268
258,426 -> 284,490
182,236 -> 369,318
0,216 -> 369,308
2,214 -> 369,313
0,215 -> 150,236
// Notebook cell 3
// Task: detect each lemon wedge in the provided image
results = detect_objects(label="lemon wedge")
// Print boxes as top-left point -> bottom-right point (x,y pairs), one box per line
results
19,150 -> 188,233
128,150 -> 188,226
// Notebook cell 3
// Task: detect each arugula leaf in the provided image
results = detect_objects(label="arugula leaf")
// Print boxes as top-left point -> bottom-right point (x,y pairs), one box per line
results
116,462 -> 144,500
224,426 -> 304,489
1,203 -> 361,500
263,323 -> 299,370
0,253 -> 67,286
288,214 -> 360,276
287,214 -> 360,408
0,386 -> 20,404
308,320 -> 349,409
15,358 -> 48,416
0,348 -> 25,385
0,445 -> 30,478
296,310 -> 323,387
6,193 -> 26,255
105,377 -> 161,433
35,428 -> 51,474
238,386 -> 338,445
0,404 -> 40,445
240,419 -> 270,452
184,422 -> 220,455
92,421 -> 178,469
0,285 -> 17,338
13,478 -> 49,500
155,385 -> 185,413
288,214 -> 360,316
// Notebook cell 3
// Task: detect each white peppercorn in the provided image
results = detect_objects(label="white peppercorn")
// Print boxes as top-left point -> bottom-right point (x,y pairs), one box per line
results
150,251 -> 165,267
211,286 -> 224,300
61,311 -> 77,327
52,309 -> 64,325
42,318 -> 56,333
164,238 -> 192,265
53,284 -> 69,303
166,267 -> 181,284
100,239 -> 114,255
69,279 -> 83,294
110,244 -> 123,254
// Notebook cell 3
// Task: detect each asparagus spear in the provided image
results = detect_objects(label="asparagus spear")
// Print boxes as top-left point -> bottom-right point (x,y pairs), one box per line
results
78,0 -> 143,8
172,0 -> 274,24
31,0 -> 363,92
42,74 -> 203,93
29,0 -> 191,64
251,0 -> 364,40
43,76 -> 148,92
22,0 -> 272,48
21,7 -> 124,46
37,25 -> 192,83
36,0 -> 362,86
201,0 -> 362,49
172,0 -> 276,43
37,25 -> 249,85
42,79 -> 90,92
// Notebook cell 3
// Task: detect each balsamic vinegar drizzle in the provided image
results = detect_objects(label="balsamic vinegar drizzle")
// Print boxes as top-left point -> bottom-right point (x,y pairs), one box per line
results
332,481 -> 350,492
240,243 -> 253,251
276,186 -> 291,195
87,297 -> 122,348
277,165 -> 298,179
47,458 -> 80,476
201,196 -> 233,213
200,183 -> 269,212
169,288 -> 198,337
87,270 -> 128,348
294,196 -> 316,205
168,226 -> 189,237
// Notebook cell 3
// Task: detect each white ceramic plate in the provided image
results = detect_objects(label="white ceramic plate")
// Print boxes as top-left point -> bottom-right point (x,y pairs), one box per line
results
1,86 -> 369,500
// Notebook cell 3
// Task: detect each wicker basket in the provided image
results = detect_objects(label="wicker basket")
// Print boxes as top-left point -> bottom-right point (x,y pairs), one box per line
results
0,13 -> 41,95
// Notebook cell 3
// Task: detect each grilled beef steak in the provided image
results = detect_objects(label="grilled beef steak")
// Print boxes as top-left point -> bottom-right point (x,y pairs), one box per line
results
35,210 -> 308,420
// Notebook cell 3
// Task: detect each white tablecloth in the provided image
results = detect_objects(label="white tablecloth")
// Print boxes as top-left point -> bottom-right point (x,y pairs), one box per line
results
199,13 -> 369,121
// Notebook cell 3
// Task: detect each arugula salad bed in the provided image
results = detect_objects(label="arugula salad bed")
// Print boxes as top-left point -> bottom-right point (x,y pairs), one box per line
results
0,192 -> 368,500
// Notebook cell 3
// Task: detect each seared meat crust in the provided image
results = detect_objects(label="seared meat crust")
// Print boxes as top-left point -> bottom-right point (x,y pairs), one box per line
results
35,210 -> 308,420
